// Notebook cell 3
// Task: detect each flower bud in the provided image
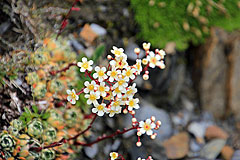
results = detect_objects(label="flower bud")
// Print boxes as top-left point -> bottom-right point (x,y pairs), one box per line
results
143,74 -> 149,80
142,58 -> 148,65
143,42 -> 151,50
134,48 -> 141,55
151,116 -> 156,122
107,55 -> 112,60
136,141 -> 142,147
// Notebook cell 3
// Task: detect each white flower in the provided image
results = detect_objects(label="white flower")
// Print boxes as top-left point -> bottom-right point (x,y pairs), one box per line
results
77,57 -> 93,72
114,76 -> 128,90
93,66 -> 108,82
85,92 -> 100,105
126,98 -> 140,111
122,66 -> 136,81
125,83 -> 137,98
110,152 -> 118,160
92,103 -> 107,116
147,51 -> 161,68
143,42 -> 151,50
111,46 -> 124,57
135,59 -> 142,75
83,81 -> 97,93
107,67 -> 121,82
159,49 -> 166,59
96,82 -> 110,97
112,86 -> 126,98
139,119 -> 156,136
112,99 -> 124,108
66,89 -> 79,104
110,54 -> 128,69
107,106 -> 121,117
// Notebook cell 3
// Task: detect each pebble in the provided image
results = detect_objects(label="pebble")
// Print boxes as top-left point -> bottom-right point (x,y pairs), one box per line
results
84,143 -> 98,159
125,42 -> 145,60
231,150 -> 240,160
163,132 -> 189,159
188,121 -> 211,143
205,125 -> 229,140
200,139 -> 226,159
221,145 -> 234,160
90,23 -> 107,36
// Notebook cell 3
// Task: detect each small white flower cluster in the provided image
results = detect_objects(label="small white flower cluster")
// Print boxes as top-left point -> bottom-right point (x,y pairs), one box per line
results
66,43 -> 164,151
70,46 -> 144,117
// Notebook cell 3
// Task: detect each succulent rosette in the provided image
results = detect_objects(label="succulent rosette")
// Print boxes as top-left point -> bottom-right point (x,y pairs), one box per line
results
32,51 -> 49,65
0,132 -> 16,152
47,110 -> 65,130
27,119 -> 44,138
63,109 -> 79,127
33,82 -> 47,99
48,79 -> 65,93
25,72 -> 40,85
41,149 -> 56,160
42,126 -> 57,143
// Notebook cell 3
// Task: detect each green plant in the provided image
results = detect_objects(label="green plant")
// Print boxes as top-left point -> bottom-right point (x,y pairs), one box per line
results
131,0 -> 240,50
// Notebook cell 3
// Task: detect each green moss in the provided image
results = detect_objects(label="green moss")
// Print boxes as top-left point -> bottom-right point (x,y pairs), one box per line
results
131,0 -> 240,50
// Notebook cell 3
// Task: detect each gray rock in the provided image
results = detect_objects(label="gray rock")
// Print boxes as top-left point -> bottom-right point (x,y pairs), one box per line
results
103,144 -> 111,155
84,47 -> 95,58
90,23 -> 107,36
84,143 -> 98,159
190,139 -> 202,152
232,150 -> 240,160
70,39 -> 84,51
200,139 -> 226,159
111,139 -> 121,150
125,42 -> 145,60
188,121 -> 212,142
135,100 -> 172,141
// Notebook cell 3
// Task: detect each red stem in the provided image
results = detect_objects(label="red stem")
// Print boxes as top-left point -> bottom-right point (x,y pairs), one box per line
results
56,0 -> 81,39
50,63 -> 77,76
74,125 -> 138,146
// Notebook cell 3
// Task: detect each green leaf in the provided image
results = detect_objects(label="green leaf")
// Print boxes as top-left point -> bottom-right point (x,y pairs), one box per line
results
41,112 -> 50,120
24,107 -> 32,115
92,44 -> 105,62
32,105 -> 39,114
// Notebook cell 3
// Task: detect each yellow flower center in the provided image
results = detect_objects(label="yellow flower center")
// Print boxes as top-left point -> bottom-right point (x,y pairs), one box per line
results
112,153 -> 118,159
98,70 -> 104,77
150,57 -> 157,65
89,94 -> 96,101
114,50 -> 121,56
126,70 -> 131,76
71,93 -> 76,99
111,71 -> 117,77
129,100 -> 134,107
88,84 -> 94,90
143,123 -> 151,131
118,80 -> 125,86
99,86 -> 105,92
97,105 -> 104,110
137,63 -> 141,70
82,62 -> 89,69
115,87 -> 121,93
126,89 -> 132,95
113,101 -> 120,107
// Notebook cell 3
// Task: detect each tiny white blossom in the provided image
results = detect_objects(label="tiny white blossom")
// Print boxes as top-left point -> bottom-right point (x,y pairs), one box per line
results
85,92 -> 100,105
66,89 -> 79,104
96,82 -> 110,97
147,51 -> 161,68
107,67 -> 121,82
139,119 -> 156,136
126,83 -> 137,98
143,42 -> 151,50
92,103 -> 107,116
111,46 -> 124,57
135,59 -> 142,75
159,49 -> 166,59
114,76 -> 128,90
84,81 -> 97,93
107,106 -> 121,117
112,86 -> 126,98
122,66 -> 136,81
93,66 -> 108,82
110,54 -> 128,69
126,98 -> 140,111
77,57 -> 93,72
110,152 -> 118,160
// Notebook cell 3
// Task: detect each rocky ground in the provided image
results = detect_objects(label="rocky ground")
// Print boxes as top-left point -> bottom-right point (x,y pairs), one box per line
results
1,0 -> 240,160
